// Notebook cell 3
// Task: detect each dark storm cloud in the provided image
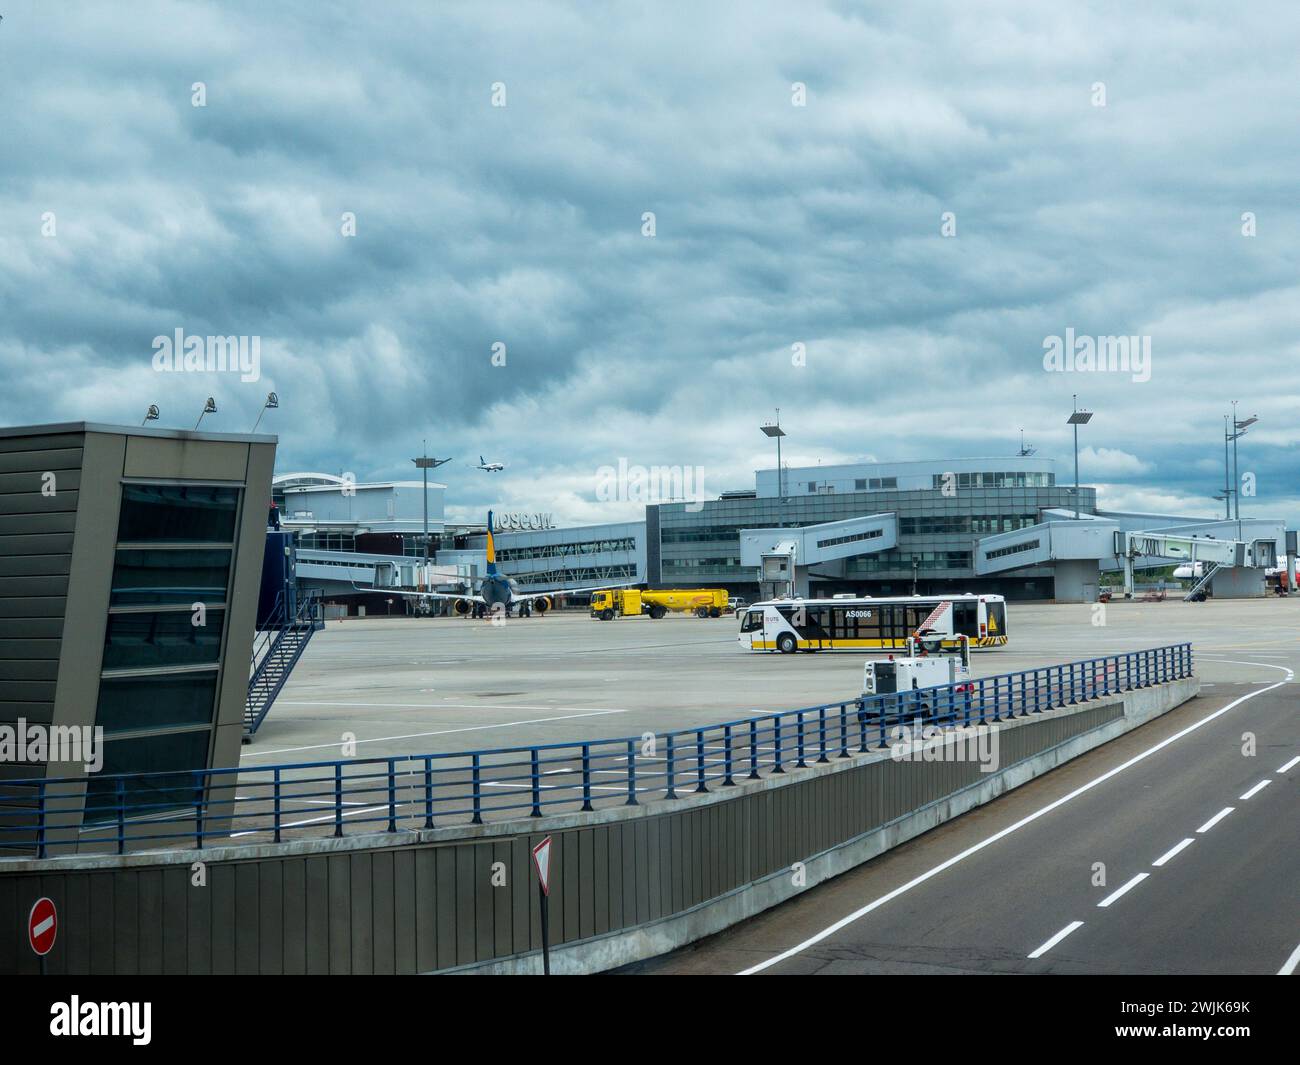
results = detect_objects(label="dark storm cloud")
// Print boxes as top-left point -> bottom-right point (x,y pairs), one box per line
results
0,0 -> 1297,524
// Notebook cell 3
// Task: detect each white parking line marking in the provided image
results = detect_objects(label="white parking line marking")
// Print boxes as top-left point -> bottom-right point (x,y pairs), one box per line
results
231,804 -> 390,837
1197,807 -> 1234,833
1152,838 -> 1195,867
738,670 -> 1291,975
1027,920 -> 1084,959
243,709 -> 629,758
1098,873 -> 1149,908
1239,779 -> 1272,801
1277,756 -> 1300,774
1279,941 -> 1300,976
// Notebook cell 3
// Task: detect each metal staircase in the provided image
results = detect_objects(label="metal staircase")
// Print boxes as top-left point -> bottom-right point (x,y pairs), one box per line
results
244,591 -> 324,739
1183,562 -> 1219,601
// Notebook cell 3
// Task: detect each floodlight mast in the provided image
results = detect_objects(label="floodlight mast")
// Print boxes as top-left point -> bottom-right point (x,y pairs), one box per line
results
1066,396 -> 1093,520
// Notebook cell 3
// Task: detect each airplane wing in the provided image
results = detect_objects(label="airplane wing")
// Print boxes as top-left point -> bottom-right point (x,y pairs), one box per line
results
381,588 -> 486,604
350,582 -> 486,604
512,581 -> 636,603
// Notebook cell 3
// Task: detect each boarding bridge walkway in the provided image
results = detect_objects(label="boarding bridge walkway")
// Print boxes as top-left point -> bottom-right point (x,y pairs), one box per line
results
295,548 -> 468,592
976,517 -> 1274,599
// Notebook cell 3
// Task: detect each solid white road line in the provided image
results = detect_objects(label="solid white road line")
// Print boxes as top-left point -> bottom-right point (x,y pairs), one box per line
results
1098,873 -> 1149,908
1239,779 -> 1272,801
1152,838 -> 1195,867
1278,756 -> 1300,774
1027,921 -> 1084,959
1278,941 -> 1300,976
737,667 -> 1291,975
1196,807 -> 1234,833
242,709 -> 629,758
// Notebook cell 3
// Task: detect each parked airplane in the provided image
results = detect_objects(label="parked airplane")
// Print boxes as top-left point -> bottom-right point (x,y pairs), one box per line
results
381,511 -> 628,616
476,455 -> 505,472
1174,558 -> 1299,586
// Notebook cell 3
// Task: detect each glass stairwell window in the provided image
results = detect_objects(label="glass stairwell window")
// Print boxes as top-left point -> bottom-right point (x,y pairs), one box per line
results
88,482 -> 241,817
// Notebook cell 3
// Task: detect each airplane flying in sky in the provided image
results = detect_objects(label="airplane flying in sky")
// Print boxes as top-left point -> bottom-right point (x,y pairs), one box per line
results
380,511 -> 629,616
476,455 -> 505,472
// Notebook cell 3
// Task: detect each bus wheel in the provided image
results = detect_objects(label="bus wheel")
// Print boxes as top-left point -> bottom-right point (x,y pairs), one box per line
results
695,607 -> 709,618
600,609 -> 614,621
777,633 -> 797,654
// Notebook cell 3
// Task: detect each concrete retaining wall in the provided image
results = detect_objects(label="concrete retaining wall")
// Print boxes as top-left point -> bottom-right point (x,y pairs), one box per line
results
0,677 -> 1197,974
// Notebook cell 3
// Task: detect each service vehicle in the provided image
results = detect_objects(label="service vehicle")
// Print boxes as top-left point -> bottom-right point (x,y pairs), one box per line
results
861,634 -> 972,722
590,587 -> 729,620
737,593 -> 1008,653
862,634 -> 972,698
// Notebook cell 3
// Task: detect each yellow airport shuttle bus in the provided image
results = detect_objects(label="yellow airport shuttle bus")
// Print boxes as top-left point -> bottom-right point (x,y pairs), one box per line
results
591,587 -> 729,620
737,593 -> 1008,653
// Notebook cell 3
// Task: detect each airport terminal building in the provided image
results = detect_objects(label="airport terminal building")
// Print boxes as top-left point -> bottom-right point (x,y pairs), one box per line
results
271,454 -> 1287,608
648,457 -> 1080,599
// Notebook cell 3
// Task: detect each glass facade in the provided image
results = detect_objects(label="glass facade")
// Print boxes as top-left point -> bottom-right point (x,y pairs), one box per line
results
496,536 -> 637,562
101,609 -> 226,671
118,483 -> 239,543
930,471 -> 1052,489
653,482 -> 1095,595
298,532 -> 358,552
92,480 -> 241,803
108,548 -> 232,605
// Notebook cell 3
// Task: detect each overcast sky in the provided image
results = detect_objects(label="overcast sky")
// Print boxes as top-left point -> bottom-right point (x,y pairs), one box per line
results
1,1 -> 1296,527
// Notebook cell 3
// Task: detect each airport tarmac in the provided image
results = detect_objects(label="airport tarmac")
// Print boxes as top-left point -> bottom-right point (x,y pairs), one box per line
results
242,596 -> 1300,767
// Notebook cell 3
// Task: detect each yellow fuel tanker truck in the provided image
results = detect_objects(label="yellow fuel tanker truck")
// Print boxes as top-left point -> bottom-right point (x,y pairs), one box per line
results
590,587 -> 729,620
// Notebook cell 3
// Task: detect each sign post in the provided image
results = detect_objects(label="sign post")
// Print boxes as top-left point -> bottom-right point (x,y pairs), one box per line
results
28,896 -> 56,974
531,835 -> 553,976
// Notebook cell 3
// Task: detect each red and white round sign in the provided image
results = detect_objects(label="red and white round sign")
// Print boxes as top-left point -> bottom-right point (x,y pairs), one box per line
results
28,896 -> 56,957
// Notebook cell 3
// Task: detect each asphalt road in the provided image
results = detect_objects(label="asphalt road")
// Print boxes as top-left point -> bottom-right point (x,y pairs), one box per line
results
623,650 -> 1298,975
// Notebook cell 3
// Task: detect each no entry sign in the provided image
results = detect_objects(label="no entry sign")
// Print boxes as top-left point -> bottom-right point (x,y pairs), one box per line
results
531,836 -> 553,896
28,897 -> 56,956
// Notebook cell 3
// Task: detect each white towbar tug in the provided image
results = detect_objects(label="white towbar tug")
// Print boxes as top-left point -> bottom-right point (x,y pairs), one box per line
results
863,633 -> 971,700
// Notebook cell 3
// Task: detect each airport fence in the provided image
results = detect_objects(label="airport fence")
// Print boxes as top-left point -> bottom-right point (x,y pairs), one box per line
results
0,644 -> 1193,858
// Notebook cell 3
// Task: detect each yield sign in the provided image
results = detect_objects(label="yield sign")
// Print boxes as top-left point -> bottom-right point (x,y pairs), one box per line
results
531,836 -> 553,896
28,897 -> 56,956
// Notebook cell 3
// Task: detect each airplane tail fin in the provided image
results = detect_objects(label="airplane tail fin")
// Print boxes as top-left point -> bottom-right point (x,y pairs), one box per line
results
479,455 -> 485,466
485,510 -> 498,574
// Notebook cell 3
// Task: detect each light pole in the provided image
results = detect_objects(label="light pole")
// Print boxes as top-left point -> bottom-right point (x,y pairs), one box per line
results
1222,415 -> 1232,520
251,391 -> 279,433
412,445 -> 452,587
194,396 -> 216,431
1066,396 -> 1093,520
1229,405 -> 1257,536
760,410 -> 787,527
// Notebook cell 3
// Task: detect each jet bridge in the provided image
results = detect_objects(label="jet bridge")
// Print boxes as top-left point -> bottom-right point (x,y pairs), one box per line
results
1116,531 -> 1274,599
740,513 -> 897,598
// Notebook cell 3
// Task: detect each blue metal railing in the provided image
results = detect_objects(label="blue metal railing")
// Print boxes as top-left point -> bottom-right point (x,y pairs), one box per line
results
0,644 -> 1193,858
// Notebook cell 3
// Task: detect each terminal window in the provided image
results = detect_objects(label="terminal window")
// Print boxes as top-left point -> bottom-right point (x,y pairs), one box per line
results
118,483 -> 238,543
986,538 -> 1041,560
89,480 -> 242,810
